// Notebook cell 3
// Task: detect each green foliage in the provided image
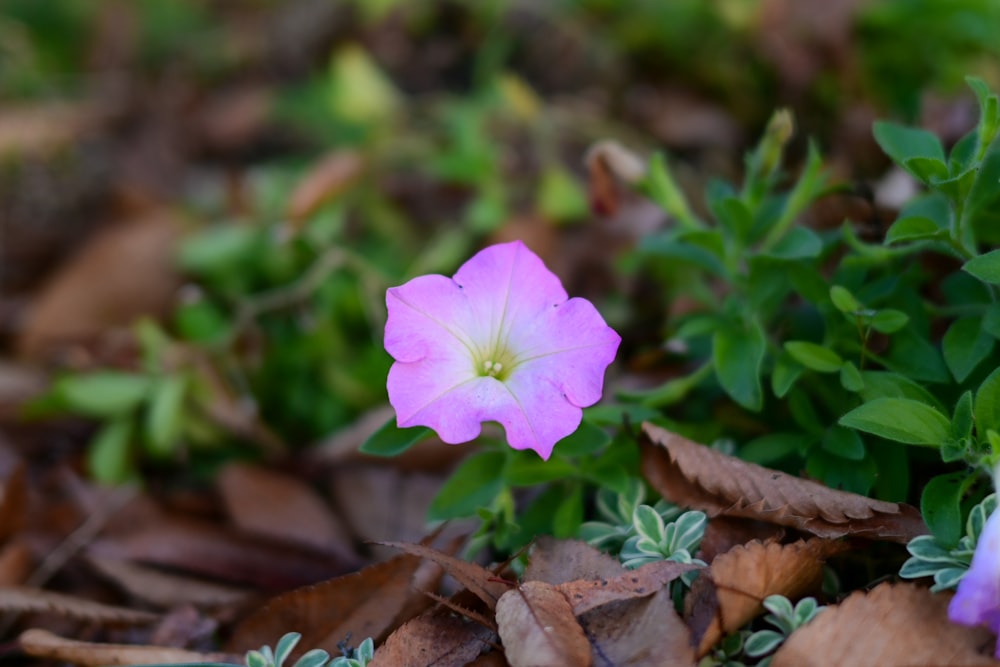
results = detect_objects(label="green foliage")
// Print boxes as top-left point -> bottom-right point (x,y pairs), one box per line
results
244,632 -> 335,667
742,596 -> 826,665
632,77 -> 1000,509
900,493 -> 996,591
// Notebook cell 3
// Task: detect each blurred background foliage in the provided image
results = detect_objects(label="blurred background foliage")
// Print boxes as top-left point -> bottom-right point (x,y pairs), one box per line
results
2,0 -> 999,492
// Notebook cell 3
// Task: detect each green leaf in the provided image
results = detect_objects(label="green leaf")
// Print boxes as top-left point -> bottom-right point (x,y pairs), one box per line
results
952,391 -> 974,442
859,371 -> 942,410
762,226 -> 822,260
884,330 -> 949,383
806,447 -> 877,496
840,361 -> 864,392
143,375 -> 187,458
884,216 -> 946,245
554,420 -> 612,457
902,156 -> 949,184
633,504 -> 666,544
983,302 -> 1000,339
428,450 -> 506,520
920,472 -> 969,548
975,367 -> 1000,436
537,166 -> 588,223
821,425 -> 865,461
55,373 -> 152,418
504,452 -> 578,486
360,419 -> 433,457
873,121 -> 945,168
942,317 -> 994,382
870,309 -> 910,334
642,153 -> 699,229
839,398 -> 951,446
713,319 -> 766,411
784,341 -> 842,373
177,224 -> 258,275
829,285 -> 861,313
552,484 -> 584,539
771,353 -> 802,399
744,630 -> 784,658
963,249 -> 1000,285
740,433 -> 803,465
87,418 -> 135,485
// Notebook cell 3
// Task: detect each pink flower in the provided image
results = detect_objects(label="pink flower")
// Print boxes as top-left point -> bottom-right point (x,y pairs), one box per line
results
384,241 -> 620,460
949,506 -> 1000,656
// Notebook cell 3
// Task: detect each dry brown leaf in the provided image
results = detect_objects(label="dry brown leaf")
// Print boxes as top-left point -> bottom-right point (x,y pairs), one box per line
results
772,583 -> 998,666
227,554 -> 425,655
686,539 -> 845,656
16,211 -> 182,361
559,560 -> 699,615
641,422 -> 926,542
330,465 -> 469,561
287,150 -> 365,222
378,541 -> 511,611
0,586 -> 158,625
19,628 -> 240,666
496,581 -> 592,667
86,555 -> 253,609
217,462 -> 356,558
370,609 -> 497,667
578,589 -> 695,667
89,515 -> 354,591
584,140 -> 645,217
525,537 -> 625,585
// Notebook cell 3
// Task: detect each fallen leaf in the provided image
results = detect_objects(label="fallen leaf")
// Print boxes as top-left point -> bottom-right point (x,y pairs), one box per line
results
685,539 -> 845,656
578,589 -> 695,667
89,516 -> 355,591
772,583 -> 997,666
217,462 -> 357,559
496,581 -> 591,667
19,628 -> 240,666
0,586 -> 158,625
86,556 -> 253,609
16,210 -> 182,361
287,150 -> 365,223
559,560 -> 699,615
641,423 -> 926,542
378,541 -> 511,611
525,536 -> 625,585
370,609 -> 497,667
227,554 -> 426,656
585,140 -> 646,217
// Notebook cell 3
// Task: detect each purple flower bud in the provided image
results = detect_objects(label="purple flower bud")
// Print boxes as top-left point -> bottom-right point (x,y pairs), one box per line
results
949,506 -> 1000,657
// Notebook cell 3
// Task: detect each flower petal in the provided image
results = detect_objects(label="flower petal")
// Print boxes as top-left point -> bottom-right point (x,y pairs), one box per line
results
385,274 -> 476,364
511,296 -> 622,407
949,507 -> 1000,628
451,240 -> 568,347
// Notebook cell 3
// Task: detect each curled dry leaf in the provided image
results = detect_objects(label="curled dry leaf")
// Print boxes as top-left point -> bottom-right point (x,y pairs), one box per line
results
370,609 -> 497,667
378,541 -> 511,611
227,554 -> 427,655
578,589 -> 695,667
0,586 -> 158,625
641,423 -> 926,542
686,539 -> 846,657
585,140 -> 646,217
772,583 -> 997,667
496,581 -> 592,667
19,628 -> 240,667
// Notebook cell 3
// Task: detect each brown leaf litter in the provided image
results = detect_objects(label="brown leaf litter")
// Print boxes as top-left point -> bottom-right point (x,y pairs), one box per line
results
641,422 -> 927,542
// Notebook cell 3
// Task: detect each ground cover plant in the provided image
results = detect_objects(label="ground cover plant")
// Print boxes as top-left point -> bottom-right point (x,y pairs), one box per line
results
3,1 -> 1000,666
